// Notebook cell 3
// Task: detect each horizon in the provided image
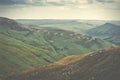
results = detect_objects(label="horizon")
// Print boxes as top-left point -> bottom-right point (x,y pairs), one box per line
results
15,18 -> 120,21
1,16 -> 120,21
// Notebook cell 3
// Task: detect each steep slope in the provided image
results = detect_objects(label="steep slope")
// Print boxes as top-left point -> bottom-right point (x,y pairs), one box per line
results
87,23 -> 120,45
0,18 -> 58,76
0,33 -> 57,76
5,46 -> 120,80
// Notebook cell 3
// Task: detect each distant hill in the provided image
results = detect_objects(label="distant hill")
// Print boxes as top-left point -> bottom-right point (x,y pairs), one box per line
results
87,23 -> 120,45
5,46 -> 120,80
17,19 -> 96,32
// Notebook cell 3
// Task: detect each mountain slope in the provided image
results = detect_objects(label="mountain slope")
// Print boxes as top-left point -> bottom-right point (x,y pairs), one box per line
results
0,17 -> 62,76
87,23 -> 120,45
5,46 -> 120,80
0,33 -> 58,76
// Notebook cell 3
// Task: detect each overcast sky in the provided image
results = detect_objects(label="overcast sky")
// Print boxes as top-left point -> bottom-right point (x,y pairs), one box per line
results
0,0 -> 120,20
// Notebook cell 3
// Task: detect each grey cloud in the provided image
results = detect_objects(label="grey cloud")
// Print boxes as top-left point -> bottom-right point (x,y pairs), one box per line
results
45,0 -> 94,6
11,0 -> 27,4
95,0 -> 114,3
0,0 -> 15,5
0,0 -> 35,5
0,0 -> 94,6
0,0 -> 28,5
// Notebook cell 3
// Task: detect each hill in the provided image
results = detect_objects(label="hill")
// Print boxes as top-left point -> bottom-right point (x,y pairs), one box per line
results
38,27 -> 115,54
0,17 -> 115,76
5,46 -> 120,80
0,17 -> 27,31
87,23 -> 120,45
0,17 -> 59,76
17,19 -> 96,32
0,33 -> 58,76
0,17 -> 114,55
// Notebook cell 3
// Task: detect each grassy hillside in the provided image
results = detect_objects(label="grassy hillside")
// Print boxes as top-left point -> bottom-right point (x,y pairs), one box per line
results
39,27 -> 114,54
0,33 -> 59,76
0,17 -> 115,77
6,46 -> 120,80
0,17 -> 113,55
0,24 -> 114,55
0,19 -> 64,76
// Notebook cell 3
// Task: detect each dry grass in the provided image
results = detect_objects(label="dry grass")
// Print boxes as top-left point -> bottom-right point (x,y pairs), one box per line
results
55,53 -> 89,65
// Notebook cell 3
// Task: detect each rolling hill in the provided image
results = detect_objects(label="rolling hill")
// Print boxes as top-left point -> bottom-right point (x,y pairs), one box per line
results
39,27 -> 115,54
5,46 -> 120,80
87,23 -> 120,45
0,17 -> 115,77
17,19 -> 96,32
0,17 -> 114,55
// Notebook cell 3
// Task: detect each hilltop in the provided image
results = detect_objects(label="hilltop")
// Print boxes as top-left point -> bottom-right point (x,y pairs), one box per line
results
0,17 -> 27,31
87,23 -> 120,45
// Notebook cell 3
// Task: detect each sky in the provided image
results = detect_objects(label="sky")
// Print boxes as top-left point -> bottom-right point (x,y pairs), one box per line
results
0,0 -> 120,20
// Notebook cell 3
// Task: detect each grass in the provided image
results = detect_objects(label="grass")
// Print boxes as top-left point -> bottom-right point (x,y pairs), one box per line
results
0,33 -> 58,75
0,21 -> 115,75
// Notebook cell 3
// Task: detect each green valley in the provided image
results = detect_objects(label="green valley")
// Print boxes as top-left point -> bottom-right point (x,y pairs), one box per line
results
0,17 -> 116,77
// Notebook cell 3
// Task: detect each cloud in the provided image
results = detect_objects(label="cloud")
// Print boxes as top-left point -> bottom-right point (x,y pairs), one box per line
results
0,0 -> 118,6
95,0 -> 114,3
0,0 -> 120,20
11,0 -> 29,4
0,0 -> 94,6
0,0 -> 119,10
0,0 -> 15,5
